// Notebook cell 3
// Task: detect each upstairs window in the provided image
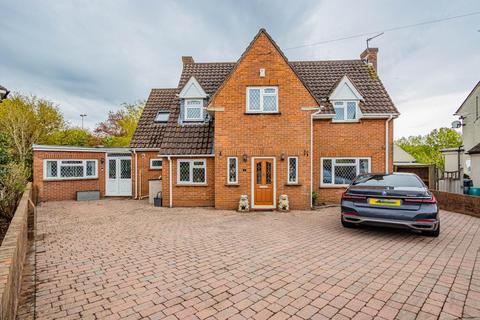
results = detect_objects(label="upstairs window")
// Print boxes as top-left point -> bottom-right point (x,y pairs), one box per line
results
184,99 -> 204,121
333,101 -> 358,121
247,87 -> 278,113
154,111 -> 170,123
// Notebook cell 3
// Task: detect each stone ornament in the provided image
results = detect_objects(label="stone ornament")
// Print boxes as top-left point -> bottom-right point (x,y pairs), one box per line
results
278,194 -> 289,211
238,195 -> 249,212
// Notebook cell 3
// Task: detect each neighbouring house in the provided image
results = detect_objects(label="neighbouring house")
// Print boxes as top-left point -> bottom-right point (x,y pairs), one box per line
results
393,144 -> 436,188
33,29 -> 399,209
454,81 -> 480,187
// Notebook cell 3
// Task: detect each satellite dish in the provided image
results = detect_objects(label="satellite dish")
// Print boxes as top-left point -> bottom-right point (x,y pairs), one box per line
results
451,120 -> 462,129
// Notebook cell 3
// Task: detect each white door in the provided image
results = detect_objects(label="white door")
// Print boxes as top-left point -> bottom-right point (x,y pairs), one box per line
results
106,155 -> 132,196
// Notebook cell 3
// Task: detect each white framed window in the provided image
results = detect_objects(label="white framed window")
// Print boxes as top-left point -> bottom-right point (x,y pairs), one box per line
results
177,159 -> 206,184
150,159 -> 163,170
44,159 -> 98,180
287,157 -> 298,184
246,87 -> 278,113
154,111 -> 170,123
227,157 -> 238,184
333,101 -> 358,122
184,99 -> 204,121
321,157 -> 370,187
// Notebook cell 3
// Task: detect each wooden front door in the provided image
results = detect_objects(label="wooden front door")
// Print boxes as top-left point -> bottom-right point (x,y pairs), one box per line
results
254,158 -> 274,207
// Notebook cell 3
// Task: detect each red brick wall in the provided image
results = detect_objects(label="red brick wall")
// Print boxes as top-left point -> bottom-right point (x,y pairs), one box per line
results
313,119 -> 394,203
211,32 -> 319,210
161,157 -> 215,207
33,151 -> 106,202
131,151 -> 162,199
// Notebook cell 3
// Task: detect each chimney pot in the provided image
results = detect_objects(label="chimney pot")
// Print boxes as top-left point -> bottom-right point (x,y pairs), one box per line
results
182,56 -> 194,65
360,48 -> 378,71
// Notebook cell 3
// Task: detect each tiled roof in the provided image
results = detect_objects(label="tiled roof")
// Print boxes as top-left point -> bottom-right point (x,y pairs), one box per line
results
131,37 -> 398,153
290,60 -> 397,114
130,88 -> 177,149
467,142 -> 480,155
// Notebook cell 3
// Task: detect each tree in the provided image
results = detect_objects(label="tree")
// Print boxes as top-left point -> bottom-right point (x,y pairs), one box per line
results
396,128 -> 462,171
95,101 -> 144,147
48,127 -> 101,147
0,93 -> 65,165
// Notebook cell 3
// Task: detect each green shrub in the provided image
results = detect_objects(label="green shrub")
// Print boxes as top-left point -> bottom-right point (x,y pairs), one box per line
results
0,163 -> 28,220
312,191 -> 319,206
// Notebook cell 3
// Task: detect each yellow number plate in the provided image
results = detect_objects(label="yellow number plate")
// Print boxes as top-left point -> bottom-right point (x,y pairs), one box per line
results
369,198 -> 401,206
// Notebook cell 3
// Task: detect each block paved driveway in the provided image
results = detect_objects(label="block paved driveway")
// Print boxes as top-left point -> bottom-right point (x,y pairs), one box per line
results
20,200 -> 480,320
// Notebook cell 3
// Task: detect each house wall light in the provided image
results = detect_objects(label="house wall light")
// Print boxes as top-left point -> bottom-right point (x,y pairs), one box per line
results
243,154 -> 248,162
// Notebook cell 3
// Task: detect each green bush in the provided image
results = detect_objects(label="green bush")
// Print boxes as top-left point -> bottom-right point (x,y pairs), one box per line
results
312,191 -> 319,206
0,163 -> 28,220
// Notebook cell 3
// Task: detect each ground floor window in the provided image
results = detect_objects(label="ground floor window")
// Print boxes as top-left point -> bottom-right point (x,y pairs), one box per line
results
150,159 -> 163,170
321,157 -> 370,186
227,157 -> 238,184
44,159 -> 98,180
288,157 -> 298,184
177,159 -> 206,184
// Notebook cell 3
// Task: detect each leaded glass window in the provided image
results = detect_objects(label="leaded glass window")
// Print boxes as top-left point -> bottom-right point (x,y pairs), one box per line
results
177,159 -> 206,184
321,158 -> 370,186
333,101 -> 358,121
227,157 -> 238,184
44,159 -> 98,180
247,87 -> 278,113
288,157 -> 298,184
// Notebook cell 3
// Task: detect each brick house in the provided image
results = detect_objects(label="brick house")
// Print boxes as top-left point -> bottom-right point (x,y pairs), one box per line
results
130,29 -> 398,209
33,29 -> 398,208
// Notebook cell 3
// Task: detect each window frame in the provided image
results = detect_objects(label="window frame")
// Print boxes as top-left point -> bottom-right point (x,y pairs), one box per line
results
150,159 -> 163,170
320,157 -> 371,187
154,111 -> 170,123
176,159 -> 207,185
226,157 -> 238,184
43,159 -> 98,181
184,99 -> 204,121
246,86 -> 279,113
332,100 -> 359,122
287,156 -> 298,184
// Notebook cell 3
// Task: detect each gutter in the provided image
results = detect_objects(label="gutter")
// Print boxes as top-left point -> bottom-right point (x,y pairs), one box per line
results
385,115 -> 394,174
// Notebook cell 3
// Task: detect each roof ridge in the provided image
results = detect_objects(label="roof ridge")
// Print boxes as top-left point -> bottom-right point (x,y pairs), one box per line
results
291,59 -> 363,63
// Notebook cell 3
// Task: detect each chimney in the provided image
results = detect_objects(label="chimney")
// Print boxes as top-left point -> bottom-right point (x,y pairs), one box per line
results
360,48 -> 378,71
182,56 -> 194,65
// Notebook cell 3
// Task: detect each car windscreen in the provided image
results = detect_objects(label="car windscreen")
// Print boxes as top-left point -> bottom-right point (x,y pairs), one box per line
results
352,174 -> 424,188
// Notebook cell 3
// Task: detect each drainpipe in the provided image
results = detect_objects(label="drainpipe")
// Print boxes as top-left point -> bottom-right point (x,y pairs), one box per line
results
133,149 -> 138,199
168,156 -> 172,208
385,115 -> 394,174
310,112 -> 314,208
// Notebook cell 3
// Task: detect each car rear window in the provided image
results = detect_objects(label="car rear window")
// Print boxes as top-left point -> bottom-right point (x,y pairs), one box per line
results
352,174 -> 424,188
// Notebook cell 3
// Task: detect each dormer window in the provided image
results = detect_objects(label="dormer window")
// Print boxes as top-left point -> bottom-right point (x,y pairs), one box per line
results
154,111 -> 170,123
333,101 -> 358,121
329,75 -> 364,123
184,99 -> 204,121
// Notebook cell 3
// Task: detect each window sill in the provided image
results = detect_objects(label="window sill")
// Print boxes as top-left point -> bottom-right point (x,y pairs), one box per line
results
176,183 -> 208,187
285,183 -> 301,186
319,185 -> 349,189
244,112 -> 281,115
225,183 -> 240,187
44,177 -> 99,182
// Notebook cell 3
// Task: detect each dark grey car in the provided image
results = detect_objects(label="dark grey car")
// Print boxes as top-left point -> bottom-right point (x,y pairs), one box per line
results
341,173 -> 440,237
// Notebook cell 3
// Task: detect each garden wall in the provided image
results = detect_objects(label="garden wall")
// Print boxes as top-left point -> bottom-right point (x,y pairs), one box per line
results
432,190 -> 480,218
0,183 -> 33,319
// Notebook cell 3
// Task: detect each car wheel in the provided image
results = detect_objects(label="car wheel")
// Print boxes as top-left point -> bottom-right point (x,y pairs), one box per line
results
423,222 -> 440,237
341,218 -> 356,228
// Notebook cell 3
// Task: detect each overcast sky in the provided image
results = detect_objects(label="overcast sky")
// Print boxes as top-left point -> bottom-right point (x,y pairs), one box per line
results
1,0 -> 479,138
